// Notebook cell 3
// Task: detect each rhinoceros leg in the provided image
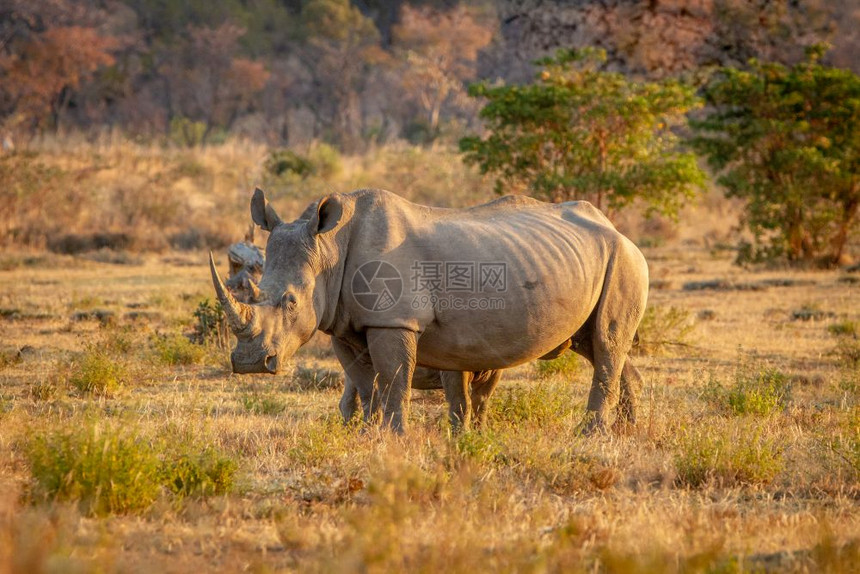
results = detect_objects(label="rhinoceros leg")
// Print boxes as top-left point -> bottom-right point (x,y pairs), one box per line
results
442,371 -> 472,431
567,331 -> 640,432
581,267 -> 647,433
366,328 -> 418,432
331,337 -> 377,424
469,370 -> 502,428
613,360 -> 642,433
339,376 -> 360,423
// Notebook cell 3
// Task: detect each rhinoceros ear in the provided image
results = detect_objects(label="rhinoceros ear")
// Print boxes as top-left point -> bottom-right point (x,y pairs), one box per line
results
308,194 -> 343,236
250,187 -> 282,232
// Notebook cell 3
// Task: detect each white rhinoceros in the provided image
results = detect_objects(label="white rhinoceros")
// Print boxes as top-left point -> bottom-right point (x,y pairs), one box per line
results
210,188 -> 648,434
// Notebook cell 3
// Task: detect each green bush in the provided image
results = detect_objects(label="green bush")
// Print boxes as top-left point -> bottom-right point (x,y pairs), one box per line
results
264,149 -> 315,179
454,429 -> 505,464
192,299 -> 228,348
27,421 -> 240,515
152,333 -> 206,366
674,421 -> 784,487
161,447 -> 238,498
534,352 -> 580,380
27,422 -> 162,515
69,345 -> 128,396
490,382 -> 573,428
704,366 -> 791,417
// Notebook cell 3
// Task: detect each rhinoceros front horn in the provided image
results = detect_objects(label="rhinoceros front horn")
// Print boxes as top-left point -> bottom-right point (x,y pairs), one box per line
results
209,252 -> 253,333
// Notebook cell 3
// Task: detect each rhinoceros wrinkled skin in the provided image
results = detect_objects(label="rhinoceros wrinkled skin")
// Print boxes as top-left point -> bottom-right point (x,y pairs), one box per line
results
210,187 -> 649,434
221,225 -> 502,430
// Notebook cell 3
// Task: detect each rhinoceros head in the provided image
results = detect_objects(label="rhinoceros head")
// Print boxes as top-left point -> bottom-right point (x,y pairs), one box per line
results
210,188 -> 343,374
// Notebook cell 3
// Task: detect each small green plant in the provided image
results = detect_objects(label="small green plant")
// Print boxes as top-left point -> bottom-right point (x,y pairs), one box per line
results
534,352 -> 580,380
291,364 -> 344,391
27,422 -> 162,515
828,320 -> 858,337
241,391 -> 287,415
288,416 -> 353,466
68,345 -> 128,396
161,447 -> 238,498
192,299 -> 228,348
831,339 -> 860,371
454,429 -> 505,464
636,305 -> 696,355
265,149 -> 315,179
704,364 -> 791,417
674,421 -> 784,487
151,333 -> 206,366
489,382 -> 573,428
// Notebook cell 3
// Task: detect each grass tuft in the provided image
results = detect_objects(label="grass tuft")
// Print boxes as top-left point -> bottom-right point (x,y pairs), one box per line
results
27,421 -> 161,515
534,352 -> 580,380
151,333 -> 206,366
674,420 -> 784,487
68,345 -> 128,396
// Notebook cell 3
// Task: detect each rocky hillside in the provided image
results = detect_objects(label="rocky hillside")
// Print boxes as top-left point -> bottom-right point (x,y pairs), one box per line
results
484,0 -> 853,81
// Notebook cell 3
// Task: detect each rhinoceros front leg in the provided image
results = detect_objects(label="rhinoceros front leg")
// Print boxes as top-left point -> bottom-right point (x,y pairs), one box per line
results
331,337 -> 377,424
366,328 -> 417,433
441,371 -> 472,431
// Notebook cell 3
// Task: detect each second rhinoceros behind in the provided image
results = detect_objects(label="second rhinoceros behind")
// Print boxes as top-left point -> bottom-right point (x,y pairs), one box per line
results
210,187 -> 648,434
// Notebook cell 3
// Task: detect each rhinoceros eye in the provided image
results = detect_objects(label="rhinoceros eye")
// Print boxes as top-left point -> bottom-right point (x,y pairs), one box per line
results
281,292 -> 298,314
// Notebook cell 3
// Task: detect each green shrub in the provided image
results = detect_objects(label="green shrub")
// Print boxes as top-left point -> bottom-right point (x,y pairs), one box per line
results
534,352 -> 580,380
152,333 -> 206,366
454,429 -> 505,464
674,421 -> 783,487
307,142 -> 342,179
69,345 -> 128,396
264,149 -> 314,179
161,447 -> 238,498
489,382 -> 573,428
192,299 -> 228,348
27,422 -> 162,515
705,366 -> 791,416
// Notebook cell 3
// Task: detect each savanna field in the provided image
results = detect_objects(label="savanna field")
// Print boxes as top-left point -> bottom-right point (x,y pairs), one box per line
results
1,141 -> 859,573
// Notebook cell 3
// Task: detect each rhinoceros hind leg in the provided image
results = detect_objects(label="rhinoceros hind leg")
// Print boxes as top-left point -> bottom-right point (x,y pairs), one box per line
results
442,371 -> 472,432
469,370 -> 502,428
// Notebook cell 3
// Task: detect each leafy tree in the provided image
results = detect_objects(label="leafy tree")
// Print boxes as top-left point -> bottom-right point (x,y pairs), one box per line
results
159,23 -> 270,143
0,0 -> 117,134
299,0 -> 387,151
459,48 -> 704,217
690,46 -> 860,266
392,4 -> 494,136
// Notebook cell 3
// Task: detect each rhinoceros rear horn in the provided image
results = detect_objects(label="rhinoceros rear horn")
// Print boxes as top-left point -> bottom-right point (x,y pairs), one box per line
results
209,252 -> 253,332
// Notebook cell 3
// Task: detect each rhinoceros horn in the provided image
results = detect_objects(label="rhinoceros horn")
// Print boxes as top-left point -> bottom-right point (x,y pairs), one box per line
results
209,252 -> 253,332
247,278 -> 262,302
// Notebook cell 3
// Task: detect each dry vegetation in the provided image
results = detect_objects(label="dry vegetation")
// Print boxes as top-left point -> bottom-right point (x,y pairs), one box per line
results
1,141 -> 859,573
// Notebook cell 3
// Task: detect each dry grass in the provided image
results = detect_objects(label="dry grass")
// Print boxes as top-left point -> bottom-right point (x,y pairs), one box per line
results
1,141 -> 859,572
